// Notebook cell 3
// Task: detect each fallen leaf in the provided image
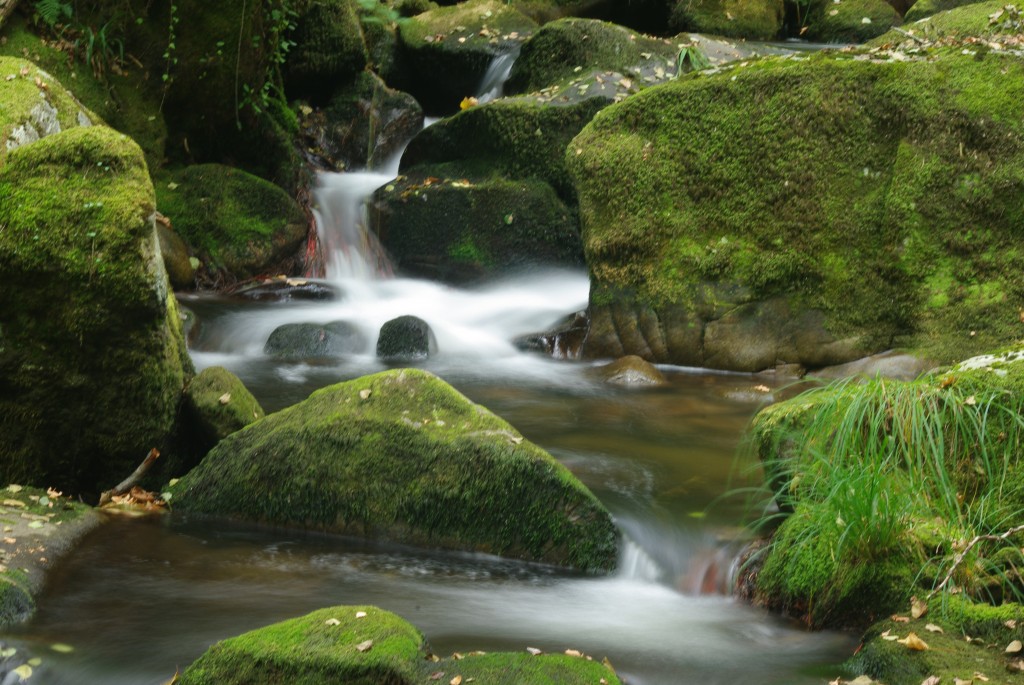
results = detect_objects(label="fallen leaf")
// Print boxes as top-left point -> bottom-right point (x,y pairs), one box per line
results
356,640 -> 373,652
355,611 -> 367,619
1006,620 -> 1018,629
13,664 -> 32,680
218,393 -> 231,405
2,500 -> 26,508
973,673 -> 989,682
921,677 -> 940,685
1007,640 -> 1023,654
954,679 -> 972,685
897,632 -> 929,651
7,485 -> 22,493
925,624 -> 944,634
565,649 -> 583,657
892,615 -> 911,623
450,676 -> 462,685
911,596 -> 928,619
526,647 -> 542,656
324,618 -> 341,626
359,389 -> 371,400
459,97 -> 478,110
965,395 -> 977,406
428,672 -> 445,681
1008,659 -> 1024,673
27,521 -> 44,529
50,643 -> 74,653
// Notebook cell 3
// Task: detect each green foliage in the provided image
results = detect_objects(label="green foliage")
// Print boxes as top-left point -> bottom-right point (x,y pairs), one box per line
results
33,0 -> 72,27
675,45 -> 711,76
751,366 -> 1024,626
355,0 -> 403,26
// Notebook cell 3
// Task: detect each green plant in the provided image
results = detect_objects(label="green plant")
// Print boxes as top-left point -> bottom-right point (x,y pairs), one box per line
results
77,19 -> 125,78
675,45 -> 710,76
355,0 -> 403,27
33,0 -> 72,27
159,2 -> 180,110
749,372 -> 1024,619
236,0 -> 298,125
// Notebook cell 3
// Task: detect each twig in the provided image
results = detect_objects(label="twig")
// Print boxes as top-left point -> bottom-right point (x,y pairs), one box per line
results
928,523 -> 1024,598
892,27 -> 927,45
99,448 -> 160,506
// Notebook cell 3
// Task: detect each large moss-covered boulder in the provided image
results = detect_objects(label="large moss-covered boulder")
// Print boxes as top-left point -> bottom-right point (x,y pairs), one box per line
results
0,56 -> 96,163
876,0 -> 1012,39
398,0 -> 537,112
903,0 -> 988,22
179,605 -> 624,685
285,0 -> 368,102
169,369 -> 618,572
371,174 -> 582,282
155,164 -> 308,283
0,125 -> 191,495
801,0 -> 901,43
568,51 -> 1024,371
177,366 -> 265,470
668,0 -> 784,39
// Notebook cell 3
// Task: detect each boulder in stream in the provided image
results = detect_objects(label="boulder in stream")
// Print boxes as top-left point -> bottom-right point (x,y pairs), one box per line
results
178,605 -> 624,685
376,315 -> 438,361
593,355 -> 668,387
169,368 -> 619,572
0,120 -> 191,495
176,366 -> 266,472
265,321 -> 368,360
284,0 -> 369,103
569,51 -> 1024,371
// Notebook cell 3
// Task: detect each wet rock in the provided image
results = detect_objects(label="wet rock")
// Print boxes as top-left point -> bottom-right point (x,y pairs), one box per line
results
668,0 -> 784,39
800,0 -> 901,43
169,368 -> 619,571
301,71 -> 423,171
284,0 -> 368,103
813,350 -> 936,381
376,315 -> 438,361
231,278 -> 341,302
513,310 -> 589,359
594,355 -> 668,387
265,321 -> 368,360
157,221 -> 196,290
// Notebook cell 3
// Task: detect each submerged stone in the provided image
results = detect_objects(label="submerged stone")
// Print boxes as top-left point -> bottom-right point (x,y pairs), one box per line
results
169,369 -> 619,572
594,355 -> 668,387
178,605 -> 624,685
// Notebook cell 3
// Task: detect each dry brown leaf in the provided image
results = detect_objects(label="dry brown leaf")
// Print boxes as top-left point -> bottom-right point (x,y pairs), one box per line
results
1007,639 -> 1023,654
911,596 -> 928,619
897,632 -> 929,651
2,500 -> 26,508
324,618 -> 340,626
356,640 -> 373,652
1007,659 -> 1024,673
1006,620 -> 1018,629
892,615 -> 911,623
973,673 -> 989,682
355,611 -> 367,619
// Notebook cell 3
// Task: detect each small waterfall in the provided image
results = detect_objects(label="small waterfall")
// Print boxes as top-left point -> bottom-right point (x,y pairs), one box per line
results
618,537 -> 664,583
476,50 -> 518,104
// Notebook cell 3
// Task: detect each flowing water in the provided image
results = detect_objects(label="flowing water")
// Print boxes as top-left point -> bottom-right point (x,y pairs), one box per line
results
0,55 -> 856,684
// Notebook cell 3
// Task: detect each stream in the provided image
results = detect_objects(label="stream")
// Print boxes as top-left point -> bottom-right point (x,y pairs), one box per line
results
1,55 -> 857,684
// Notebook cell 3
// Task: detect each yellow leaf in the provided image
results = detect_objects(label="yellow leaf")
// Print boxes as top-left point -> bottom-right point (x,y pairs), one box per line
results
911,596 -> 928,619
13,664 -> 32,681
356,640 -> 373,652
1007,639 -> 1023,654
450,676 -> 463,685
459,97 -> 478,110
924,624 -> 944,634
218,393 -> 231,405
897,632 -> 929,651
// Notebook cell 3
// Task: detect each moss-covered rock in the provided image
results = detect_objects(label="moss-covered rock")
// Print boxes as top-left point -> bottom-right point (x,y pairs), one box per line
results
668,0 -> 784,39
398,0 -> 537,113
401,96 -> 607,201
155,164 -> 308,283
844,598 -> 1024,685
178,366 -> 265,469
170,368 -> 618,571
302,71 -> 423,171
264,321 -> 368,360
592,355 -> 669,386
179,605 -> 624,685
903,0 -> 987,23
0,125 -> 191,495
285,0 -> 368,102
801,0 -> 901,43
568,51 -> 1024,371
156,222 -> 196,290
873,0 -> 1012,41
376,315 -> 437,361
0,56 -> 97,164
371,174 -> 583,282
504,18 -> 679,96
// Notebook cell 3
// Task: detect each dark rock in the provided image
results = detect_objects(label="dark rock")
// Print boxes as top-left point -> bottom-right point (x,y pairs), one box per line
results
265,321 -> 368,360
668,0 -> 784,39
376,315 -> 438,361
284,0 -> 368,103
156,222 -> 195,290
513,310 -> 589,359
231,278 -> 341,302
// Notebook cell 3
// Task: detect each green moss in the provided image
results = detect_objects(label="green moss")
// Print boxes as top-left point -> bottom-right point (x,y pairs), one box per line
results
285,0 -> 368,102
803,0 -> 902,43
0,126 -> 190,495
371,174 -> 582,283
845,604 -> 1024,685
398,0 -> 537,112
0,55 -> 97,164
155,164 -> 307,281
904,0 -> 992,23
874,0 -> 1012,41
505,18 -> 678,96
180,605 -> 625,685
669,0 -> 784,39
568,51 -> 1024,368
170,369 -> 618,572
179,606 -> 426,685
0,573 -> 33,629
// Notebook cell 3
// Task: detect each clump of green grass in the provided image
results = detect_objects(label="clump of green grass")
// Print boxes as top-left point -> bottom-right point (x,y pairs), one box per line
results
747,370 -> 1024,625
